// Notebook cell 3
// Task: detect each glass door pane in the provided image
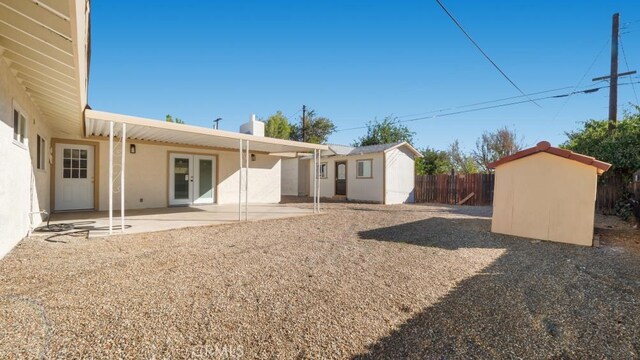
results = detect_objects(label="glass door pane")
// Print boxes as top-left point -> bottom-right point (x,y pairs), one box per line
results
197,159 -> 213,202
174,157 -> 190,200
337,163 -> 346,180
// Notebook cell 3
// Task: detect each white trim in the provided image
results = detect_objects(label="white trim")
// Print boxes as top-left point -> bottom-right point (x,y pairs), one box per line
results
383,141 -> 423,158
120,123 -> 126,234
245,141 -> 249,221
238,139 -> 242,221
108,121 -> 113,235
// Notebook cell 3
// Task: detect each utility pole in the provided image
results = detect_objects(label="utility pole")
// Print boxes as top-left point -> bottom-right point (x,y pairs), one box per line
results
592,13 -> 636,130
301,105 -> 307,142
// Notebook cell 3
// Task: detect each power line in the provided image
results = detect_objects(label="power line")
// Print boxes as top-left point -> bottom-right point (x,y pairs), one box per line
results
396,85 -> 575,119
334,82 -> 640,132
287,109 -> 301,120
553,38 -> 610,120
619,34 -> 639,104
434,0 -> 540,107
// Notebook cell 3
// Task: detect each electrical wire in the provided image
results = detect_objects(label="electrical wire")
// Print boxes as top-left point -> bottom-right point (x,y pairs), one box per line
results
396,85 -> 575,119
434,0 -> 540,107
288,109 -> 301,120
334,82 -> 640,132
619,35 -> 639,104
552,38 -> 610,121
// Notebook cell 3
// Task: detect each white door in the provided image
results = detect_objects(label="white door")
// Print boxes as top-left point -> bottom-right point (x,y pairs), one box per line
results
55,144 -> 95,211
193,155 -> 216,204
169,154 -> 216,206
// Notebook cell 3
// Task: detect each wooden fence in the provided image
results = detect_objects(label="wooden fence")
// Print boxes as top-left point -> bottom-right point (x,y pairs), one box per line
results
414,173 -> 494,206
415,172 -> 637,211
595,172 -> 636,213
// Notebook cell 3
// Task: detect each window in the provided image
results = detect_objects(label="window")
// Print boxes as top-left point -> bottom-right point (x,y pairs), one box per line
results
356,159 -> 372,178
62,148 -> 88,179
319,163 -> 327,179
36,135 -> 46,170
13,106 -> 27,146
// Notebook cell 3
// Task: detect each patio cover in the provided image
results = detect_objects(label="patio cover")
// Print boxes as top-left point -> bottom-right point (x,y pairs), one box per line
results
83,109 -> 327,234
84,109 -> 329,154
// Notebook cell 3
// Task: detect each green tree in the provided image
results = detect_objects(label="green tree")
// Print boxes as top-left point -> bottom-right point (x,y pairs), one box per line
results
415,147 -> 452,175
353,116 -> 415,146
264,111 -> 291,139
290,110 -> 336,144
562,106 -> 640,178
166,114 -> 185,124
448,140 -> 478,174
472,126 -> 523,172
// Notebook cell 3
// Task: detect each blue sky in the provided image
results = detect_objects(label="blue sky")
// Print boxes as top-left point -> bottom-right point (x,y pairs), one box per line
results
88,1 -> 640,152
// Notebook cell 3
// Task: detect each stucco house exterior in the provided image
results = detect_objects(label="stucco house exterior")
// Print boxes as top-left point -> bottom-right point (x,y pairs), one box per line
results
488,141 -> 611,246
282,142 -> 422,204
0,0 -> 327,258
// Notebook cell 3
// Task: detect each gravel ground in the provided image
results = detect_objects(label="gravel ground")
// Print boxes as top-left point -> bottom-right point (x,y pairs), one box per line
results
0,203 -> 639,359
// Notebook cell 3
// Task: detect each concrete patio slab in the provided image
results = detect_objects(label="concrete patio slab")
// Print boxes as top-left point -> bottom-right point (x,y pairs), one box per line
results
32,204 -> 312,238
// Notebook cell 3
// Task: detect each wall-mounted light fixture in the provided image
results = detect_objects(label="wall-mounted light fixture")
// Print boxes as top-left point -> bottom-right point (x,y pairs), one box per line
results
251,154 -> 256,162
130,144 -> 136,154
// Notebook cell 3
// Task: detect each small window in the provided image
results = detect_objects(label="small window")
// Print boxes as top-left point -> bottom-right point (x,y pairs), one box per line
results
36,135 -> 46,170
13,107 -> 27,145
356,159 -> 372,178
63,148 -> 88,179
319,163 -> 327,179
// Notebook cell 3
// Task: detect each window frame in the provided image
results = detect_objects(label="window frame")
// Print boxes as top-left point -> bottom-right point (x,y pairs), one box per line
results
12,101 -> 28,149
319,162 -> 328,179
355,159 -> 373,179
36,134 -> 46,170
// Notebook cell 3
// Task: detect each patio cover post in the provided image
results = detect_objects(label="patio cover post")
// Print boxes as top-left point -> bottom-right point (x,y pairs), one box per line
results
245,140 -> 249,221
120,123 -> 126,233
238,139 -> 242,221
108,121 -> 114,234
313,149 -> 317,213
317,150 -> 321,213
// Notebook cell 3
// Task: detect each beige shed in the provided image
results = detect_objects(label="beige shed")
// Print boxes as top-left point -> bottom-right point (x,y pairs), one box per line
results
488,141 -> 611,246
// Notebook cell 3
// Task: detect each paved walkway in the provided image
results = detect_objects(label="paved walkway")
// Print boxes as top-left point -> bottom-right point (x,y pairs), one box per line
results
32,204 -> 312,238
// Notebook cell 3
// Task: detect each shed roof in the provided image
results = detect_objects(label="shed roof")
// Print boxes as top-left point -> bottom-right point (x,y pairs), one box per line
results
487,141 -> 612,174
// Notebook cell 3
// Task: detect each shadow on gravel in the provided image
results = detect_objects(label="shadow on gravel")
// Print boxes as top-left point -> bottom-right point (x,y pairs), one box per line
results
355,217 -> 640,358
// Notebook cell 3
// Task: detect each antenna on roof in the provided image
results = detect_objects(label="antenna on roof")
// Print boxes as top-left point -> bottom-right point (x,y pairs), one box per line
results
213,117 -> 222,130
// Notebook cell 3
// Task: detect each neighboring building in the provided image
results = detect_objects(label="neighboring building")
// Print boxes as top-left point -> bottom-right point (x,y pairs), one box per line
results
282,142 -> 422,204
0,0 -> 327,258
488,141 -> 611,246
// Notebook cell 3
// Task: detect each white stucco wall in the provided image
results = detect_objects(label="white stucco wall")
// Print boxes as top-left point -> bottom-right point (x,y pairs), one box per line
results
384,147 -> 416,204
77,141 -> 282,211
310,153 -> 384,203
281,158 -> 299,196
316,157 -> 335,198
346,153 -> 384,203
0,58 -> 52,258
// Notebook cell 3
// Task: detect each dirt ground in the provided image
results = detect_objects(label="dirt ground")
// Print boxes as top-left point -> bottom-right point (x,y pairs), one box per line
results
0,203 -> 639,359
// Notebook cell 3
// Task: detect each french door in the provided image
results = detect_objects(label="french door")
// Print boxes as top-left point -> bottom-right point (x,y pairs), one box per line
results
169,153 -> 216,206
